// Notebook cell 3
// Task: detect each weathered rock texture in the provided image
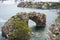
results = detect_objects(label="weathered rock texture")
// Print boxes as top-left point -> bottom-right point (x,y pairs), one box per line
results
17,2 -> 60,9
48,16 -> 60,40
48,24 -> 60,40
2,12 -> 46,40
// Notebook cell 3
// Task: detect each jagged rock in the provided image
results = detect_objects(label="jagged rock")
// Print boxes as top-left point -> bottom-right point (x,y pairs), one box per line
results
2,12 -> 46,40
48,24 -> 60,40
48,15 -> 60,40
17,2 -> 60,9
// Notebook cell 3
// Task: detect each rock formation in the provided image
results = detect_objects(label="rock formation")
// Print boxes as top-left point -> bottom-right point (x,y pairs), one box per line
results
48,24 -> 60,40
2,12 -> 46,40
17,2 -> 60,9
48,16 -> 60,40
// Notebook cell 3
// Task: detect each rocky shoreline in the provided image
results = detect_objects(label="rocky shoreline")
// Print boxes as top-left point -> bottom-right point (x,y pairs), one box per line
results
48,15 -> 60,40
17,2 -> 60,9
48,24 -> 60,40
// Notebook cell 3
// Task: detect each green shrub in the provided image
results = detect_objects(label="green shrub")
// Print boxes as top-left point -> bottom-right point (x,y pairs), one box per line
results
10,20 -> 31,40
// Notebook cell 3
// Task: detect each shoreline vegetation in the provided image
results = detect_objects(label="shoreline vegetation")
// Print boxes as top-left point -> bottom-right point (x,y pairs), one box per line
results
17,2 -> 60,9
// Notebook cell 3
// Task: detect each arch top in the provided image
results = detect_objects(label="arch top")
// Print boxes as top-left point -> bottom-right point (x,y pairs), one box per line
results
15,12 -> 46,26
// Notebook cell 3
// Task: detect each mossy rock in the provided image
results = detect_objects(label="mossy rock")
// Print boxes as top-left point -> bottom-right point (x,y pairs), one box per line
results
8,20 -> 31,40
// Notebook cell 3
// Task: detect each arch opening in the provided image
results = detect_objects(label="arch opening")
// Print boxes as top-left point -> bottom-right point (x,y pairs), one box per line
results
28,19 -> 36,27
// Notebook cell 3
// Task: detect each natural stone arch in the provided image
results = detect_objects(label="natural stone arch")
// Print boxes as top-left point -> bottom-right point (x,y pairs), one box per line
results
11,12 -> 46,26
2,12 -> 46,40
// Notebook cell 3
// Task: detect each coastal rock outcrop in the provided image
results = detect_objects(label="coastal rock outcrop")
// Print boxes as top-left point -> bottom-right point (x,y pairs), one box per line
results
17,2 -> 60,9
48,24 -> 60,40
2,12 -> 46,40
48,16 -> 60,40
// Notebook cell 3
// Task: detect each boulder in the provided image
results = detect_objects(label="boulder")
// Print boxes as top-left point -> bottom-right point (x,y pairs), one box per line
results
49,24 -> 60,40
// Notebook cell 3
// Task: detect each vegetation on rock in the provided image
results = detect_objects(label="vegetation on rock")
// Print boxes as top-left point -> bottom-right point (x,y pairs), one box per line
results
2,12 -> 46,40
2,12 -> 32,40
9,20 -> 31,40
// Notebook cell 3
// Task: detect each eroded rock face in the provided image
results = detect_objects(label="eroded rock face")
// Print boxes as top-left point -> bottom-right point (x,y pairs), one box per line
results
2,12 -> 46,40
48,24 -> 60,40
17,2 -> 60,9
29,13 -> 46,26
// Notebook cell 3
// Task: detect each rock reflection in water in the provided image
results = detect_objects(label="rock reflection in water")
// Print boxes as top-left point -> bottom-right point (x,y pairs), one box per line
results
35,25 -> 45,31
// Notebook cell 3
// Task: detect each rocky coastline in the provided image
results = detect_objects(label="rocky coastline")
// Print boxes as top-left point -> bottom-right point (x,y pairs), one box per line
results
48,15 -> 60,40
17,2 -> 60,9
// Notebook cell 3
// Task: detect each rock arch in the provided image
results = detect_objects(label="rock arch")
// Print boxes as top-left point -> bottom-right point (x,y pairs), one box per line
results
2,12 -> 46,40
